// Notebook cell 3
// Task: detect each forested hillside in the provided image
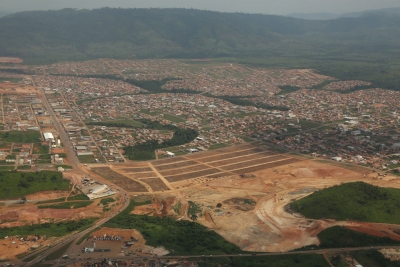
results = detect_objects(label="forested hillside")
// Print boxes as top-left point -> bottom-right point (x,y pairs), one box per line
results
1,8 -> 400,62
1,8 -> 400,89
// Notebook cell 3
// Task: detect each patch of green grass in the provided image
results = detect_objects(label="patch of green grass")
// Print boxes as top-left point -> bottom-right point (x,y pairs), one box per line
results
78,155 -> 95,163
0,160 -> 16,165
173,202 -> 182,214
0,171 -> 70,199
38,201 -> 93,209
188,201 -> 202,216
351,250 -> 400,267
39,154 -> 52,159
45,241 -> 74,261
104,200 -> 241,255
87,119 -> 143,128
0,218 -> 97,238
290,182 -> 400,224
298,120 -> 321,129
317,226 -> 400,248
100,197 -> 115,205
0,77 -> 22,83
33,143 -> 49,154
237,135 -> 254,142
163,114 -> 185,123
209,143 -> 229,150
36,197 -> 65,204
310,80 -> 334,90
229,254 -> 330,267
30,263 -> 53,267
0,165 -> 14,170
277,85 -> 302,95
0,130 -> 41,143
17,165 -> 32,170
67,193 -> 89,201
36,159 -> 51,164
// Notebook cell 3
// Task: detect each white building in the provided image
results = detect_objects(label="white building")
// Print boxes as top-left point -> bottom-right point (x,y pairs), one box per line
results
43,132 -> 55,141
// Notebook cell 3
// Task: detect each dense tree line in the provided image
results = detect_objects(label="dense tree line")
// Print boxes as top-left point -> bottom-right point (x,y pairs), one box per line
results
209,94 -> 290,111
124,127 -> 198,160
290,182 -> 400,223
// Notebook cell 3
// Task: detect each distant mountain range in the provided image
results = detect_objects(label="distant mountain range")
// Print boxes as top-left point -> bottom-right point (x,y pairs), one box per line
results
287,7 -> 400,20
1,7 -> 400,65
0,12 -> 10,18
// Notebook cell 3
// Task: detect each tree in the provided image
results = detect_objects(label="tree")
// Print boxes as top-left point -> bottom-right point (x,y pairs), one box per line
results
21,196 -> 27,203
190,214 -> 198,221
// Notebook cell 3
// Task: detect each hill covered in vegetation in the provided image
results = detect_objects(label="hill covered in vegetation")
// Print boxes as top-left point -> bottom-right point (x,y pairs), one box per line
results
290,182 -> 400,223
1,8 -> 400,61
1,8 -> 400,90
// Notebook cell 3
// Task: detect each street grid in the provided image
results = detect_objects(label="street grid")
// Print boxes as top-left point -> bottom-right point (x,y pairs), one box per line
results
93,144 -> 302,193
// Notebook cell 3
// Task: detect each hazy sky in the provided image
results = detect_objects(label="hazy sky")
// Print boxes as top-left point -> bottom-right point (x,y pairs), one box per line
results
1,0 -> 400,15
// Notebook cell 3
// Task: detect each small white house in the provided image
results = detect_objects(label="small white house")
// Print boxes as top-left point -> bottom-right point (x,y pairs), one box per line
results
166,151 -> 175,157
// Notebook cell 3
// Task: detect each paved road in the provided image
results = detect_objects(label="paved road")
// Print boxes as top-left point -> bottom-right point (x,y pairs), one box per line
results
31,245 -> 400,266
14,87 -> 131,267
38,88 -> 80,169
20,193 -> 130,267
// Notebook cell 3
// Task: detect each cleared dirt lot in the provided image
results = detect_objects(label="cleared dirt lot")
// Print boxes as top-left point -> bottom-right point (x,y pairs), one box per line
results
91,167 -> 148,192
140,178 -> 170,191
102,144 -> 302,192
86,144 -> 400,253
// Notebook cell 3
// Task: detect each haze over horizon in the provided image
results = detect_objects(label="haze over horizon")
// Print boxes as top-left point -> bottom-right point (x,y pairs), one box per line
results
1,0 -> 400,15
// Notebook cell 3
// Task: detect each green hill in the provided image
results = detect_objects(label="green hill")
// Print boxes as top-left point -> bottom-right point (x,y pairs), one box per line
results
1,8 -> 400,62
290,182 -> 400,224
1,8 -> 400,90
318,226 -> 400,248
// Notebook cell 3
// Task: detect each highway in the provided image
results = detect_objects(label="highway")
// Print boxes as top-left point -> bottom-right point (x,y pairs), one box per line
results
38,88 -> 80,169
20,193 -> 130,267
14,88 -> 131,267
36,245 -> 400,266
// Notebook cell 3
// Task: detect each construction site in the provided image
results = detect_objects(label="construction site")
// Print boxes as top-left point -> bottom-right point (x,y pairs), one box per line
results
84,143 -> 400,252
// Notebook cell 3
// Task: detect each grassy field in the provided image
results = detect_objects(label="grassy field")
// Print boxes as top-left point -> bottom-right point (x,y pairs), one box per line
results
45,241 -> 74,260
67,193 -> 89,201
17,165 -> 32,170
0,171 -> 70,199
351,250 -> 400,267
290,182 -> 400,223
317,226 -> 400,248
0,131 -> 41,143
105,200 -> 242,255
0,165 -> 15,170
208,143 -> 229,150
78,155 -> 95,163
163,114 -> 185,123
88,119 -> 143,128
38,201 -> 93,209
33,143 -> 49,154
229,254 -> 330,267
100,197 -> 115,205
0,218 -> 97,238
0,77 -> 23,83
